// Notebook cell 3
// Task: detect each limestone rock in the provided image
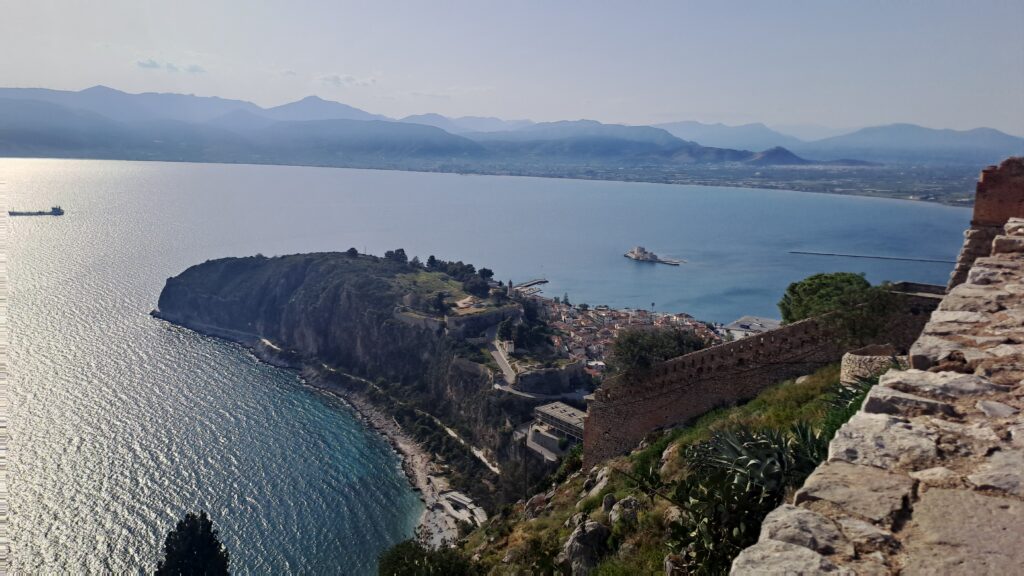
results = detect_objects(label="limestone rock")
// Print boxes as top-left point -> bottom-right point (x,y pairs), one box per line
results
862,386 -> 955,417
556,520 -> 610,576
609,496 -> 641,525
902,488 -> 1024,575
976,399 -> 1019,418
909,466 -> 961,486
563,512 -> 585,528
525,492 -> 548,518
837,517 -> 894,549
880,369 -> 1005,398
828,412 -> 937,469
730,539 -> 852,575
758,504 -> 853,556
992,235 -> 1024,254
601,493 -> 616,512
794,461 -> 914,526
967,448 -> 1024,496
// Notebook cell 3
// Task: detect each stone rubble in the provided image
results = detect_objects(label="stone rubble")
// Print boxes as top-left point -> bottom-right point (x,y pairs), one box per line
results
732,168 -> 1024,575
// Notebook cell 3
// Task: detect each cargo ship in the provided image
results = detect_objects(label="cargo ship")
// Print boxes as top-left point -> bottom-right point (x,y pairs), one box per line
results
624,246 -> 683,265
9,206 -> 64,216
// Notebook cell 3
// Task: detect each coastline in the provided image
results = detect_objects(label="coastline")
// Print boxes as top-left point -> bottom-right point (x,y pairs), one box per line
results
151,312 -> 466,548
302,372 -> 462,548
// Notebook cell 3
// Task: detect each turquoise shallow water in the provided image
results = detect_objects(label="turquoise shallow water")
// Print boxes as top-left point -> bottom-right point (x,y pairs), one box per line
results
1,158 -> 970,572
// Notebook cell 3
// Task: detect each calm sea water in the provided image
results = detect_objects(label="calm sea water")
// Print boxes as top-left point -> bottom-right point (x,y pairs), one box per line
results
3,159 -> 970,572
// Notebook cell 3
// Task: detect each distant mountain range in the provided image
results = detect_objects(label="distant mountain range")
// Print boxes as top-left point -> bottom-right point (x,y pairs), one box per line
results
656,121 -> 806,152
0,85 -> 1020,170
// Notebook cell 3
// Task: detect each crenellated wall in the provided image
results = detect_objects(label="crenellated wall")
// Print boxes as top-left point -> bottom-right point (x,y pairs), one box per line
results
582,293 -> 938,468
948,157 -> 1024,289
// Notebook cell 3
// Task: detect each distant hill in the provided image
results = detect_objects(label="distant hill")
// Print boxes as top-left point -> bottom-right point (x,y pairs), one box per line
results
263,95 -> 386,122
792,123 -> 1024,164
656,121 -> 805,151
745,146 -> 812,166
252,119 -> 483,160
401,113 -> 532,133
0,85 -> 263,124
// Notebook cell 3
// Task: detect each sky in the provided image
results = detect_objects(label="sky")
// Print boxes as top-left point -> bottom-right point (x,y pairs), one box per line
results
3,0 -> 1023,135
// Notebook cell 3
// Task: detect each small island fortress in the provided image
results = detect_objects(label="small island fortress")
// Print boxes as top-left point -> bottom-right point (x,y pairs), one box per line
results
624,245 -> 682,265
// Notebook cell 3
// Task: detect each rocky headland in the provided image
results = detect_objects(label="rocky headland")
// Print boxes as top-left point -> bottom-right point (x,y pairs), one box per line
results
153,251 -> 546,541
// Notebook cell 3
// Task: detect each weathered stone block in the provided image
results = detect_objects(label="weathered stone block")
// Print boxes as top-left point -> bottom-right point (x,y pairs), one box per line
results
758,504 -> 853,556
902,488 -> 1024,575
992,235 -> 1024,254
730,539 -> 852,575
976,399 -> 1019,418
794,461 -> 914,526
862,386 -> 955,417
881,369 -> 1005,398
967,448 -> 1024,496
829,412 -> 938,469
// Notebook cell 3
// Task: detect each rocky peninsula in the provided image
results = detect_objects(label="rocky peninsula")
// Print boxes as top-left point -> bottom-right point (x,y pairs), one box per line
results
153,250 -> 545,542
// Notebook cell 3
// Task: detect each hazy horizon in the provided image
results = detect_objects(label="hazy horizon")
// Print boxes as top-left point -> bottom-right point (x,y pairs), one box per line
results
4,1 -> 1022,135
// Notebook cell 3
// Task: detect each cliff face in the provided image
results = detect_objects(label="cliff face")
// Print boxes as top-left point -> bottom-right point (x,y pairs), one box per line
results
157,253 -> 440,383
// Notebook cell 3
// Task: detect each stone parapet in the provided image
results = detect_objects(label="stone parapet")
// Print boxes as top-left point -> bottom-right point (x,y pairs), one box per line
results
947,157 -> 1024,290
732,217 -> 1024,575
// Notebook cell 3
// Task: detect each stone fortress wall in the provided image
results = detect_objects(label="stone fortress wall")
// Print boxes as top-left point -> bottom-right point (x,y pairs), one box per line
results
582,291 -> 938,468
947,158 -> 1024,289
731,157 -> 1024,574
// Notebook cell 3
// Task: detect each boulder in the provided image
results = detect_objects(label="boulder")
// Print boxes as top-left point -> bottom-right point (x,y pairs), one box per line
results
556,520 -> 610,576
601,493 -> 616,512
609,496 -> 642,525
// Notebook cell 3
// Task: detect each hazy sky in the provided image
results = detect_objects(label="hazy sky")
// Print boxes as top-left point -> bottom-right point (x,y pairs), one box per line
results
4,0 -> 1023,134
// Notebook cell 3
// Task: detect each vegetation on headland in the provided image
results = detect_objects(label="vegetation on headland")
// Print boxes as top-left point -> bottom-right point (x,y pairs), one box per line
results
608,327 -> 709,376
779,272 -> 897,344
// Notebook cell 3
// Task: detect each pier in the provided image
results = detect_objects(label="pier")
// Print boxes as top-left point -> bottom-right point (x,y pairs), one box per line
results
515,278 -> 548,289
789,250 -> 956,264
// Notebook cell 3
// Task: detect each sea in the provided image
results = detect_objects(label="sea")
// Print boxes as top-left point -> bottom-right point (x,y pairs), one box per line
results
2,158 -> 970,573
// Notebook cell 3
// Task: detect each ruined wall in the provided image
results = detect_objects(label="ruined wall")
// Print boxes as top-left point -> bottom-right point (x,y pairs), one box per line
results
582,294 -> 937,468
948,157 -> 1024,289
732,216 -> 1024,575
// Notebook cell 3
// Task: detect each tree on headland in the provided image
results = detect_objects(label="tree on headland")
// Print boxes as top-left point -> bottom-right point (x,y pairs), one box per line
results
463,275 -> 490,298
562,293 -> 570,306
778,272 -> 895,343
346,247 -> 359,257
155,511 -> 230,576
610,327 -> 707,376
478,267 -> 494,280
497,318 -> 514,341
384,248 -> 408,264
